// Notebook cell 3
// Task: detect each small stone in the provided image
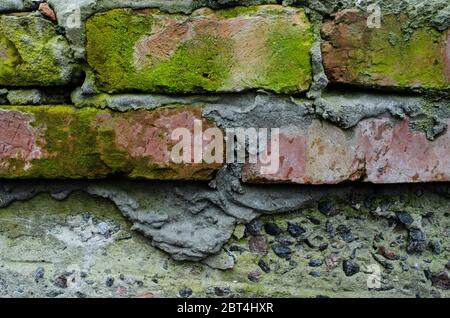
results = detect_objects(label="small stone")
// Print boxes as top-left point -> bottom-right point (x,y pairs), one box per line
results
446,260 -> 450,270
275,235 -> 294,246
249,236 -> 269,256
34,267 -> 45,281
247,271 -> 262,283
318,201 -> 332,216
319,243 -> 328,252
179,287 -> 193,298
272,244 -> 292,259
336,224 -> 356,243
233,224 -> 246,240
400,261 -> 409,272
342,260 -> 360,277
38,3 -> 57,22
54,275 -> 68,289
246,220 -> 263,236
309,271 -> 321,277
431,272 -> 450,290
377,246 -> 399,260
287,222 -> 306,238
430,240 -> 442,255
258,259 -> 271,273
325,221 -> 334,238
308,217 -> 321,225
106,277 -> 114,287
264,223 -> 282,236
308,259 -> 323,267
214,287 -> 231,297
424,269 -> 432,281
229,244 -> 247,253
396,212 -> 414,227
407,229 -> 427,254
332,240 -> 346,249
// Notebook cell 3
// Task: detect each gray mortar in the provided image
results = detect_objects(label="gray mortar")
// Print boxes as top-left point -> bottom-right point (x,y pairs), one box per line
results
1,168 -> 450,264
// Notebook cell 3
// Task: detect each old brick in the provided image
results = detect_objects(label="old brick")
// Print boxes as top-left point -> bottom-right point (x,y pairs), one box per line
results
0,106 -> 221,179
243,118 -> 450,184
86,5 -> 313,94
321,10 -> 450,91
0,14 -> 79,86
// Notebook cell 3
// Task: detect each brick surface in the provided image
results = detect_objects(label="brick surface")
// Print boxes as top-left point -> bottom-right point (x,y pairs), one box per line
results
86,5 -> 313,94
321,9 -> 450,91
0,106 -> 221,179
243,118 -> 450,184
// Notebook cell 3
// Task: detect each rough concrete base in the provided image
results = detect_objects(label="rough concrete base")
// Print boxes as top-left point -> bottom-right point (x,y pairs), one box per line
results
0,181 -> 449,298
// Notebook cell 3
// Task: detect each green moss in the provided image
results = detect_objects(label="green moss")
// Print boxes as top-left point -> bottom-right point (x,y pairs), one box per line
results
351,15 -> 449,90
0,15 -> 78,86
262,16 -> 313,93
86,6 -> 313,94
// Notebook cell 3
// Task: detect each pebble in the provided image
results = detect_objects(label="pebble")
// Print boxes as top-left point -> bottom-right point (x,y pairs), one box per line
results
308,217 -> 321,225
246,220 -> 263,236
272,244 -> 292,259
54,275 -> 68,289
249,236 -> 269,255
179,287 -> 193,298
287,222 -> 306,238
319,243 -> 328,252
106,277 -> 114,287
214,287 -> 231,297
400,261 -> 409,271
264,223 -> 282,236
407,229 -> 427,254
342,260 -> 360,277
308,259 -> 323,267
309,272 -> 321,277
34,267 -> 45,281
247,271 -> 262,283
336,224 -> 356,243
431,272 -> 450,290
325,221 -> 334,238
396,212 -> 414,226
275,235 -> 294,246
318,201 -> 332,215
430,240 -> 442,255
258,259 -> 271,273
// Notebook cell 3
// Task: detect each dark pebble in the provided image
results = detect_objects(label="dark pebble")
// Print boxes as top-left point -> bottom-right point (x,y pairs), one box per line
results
264,223 -> 282,236
343,260 -> 360,277
275,235 -> 294,246
309,272 -> 321,277
336,224 -> 356,243
407,229 -> 427,254
229,244 -> 247,253
431,272 -> 450,290
319,243 -> 328,252
105,277 -> 114,287
424,269 -> 432,281
272,244 -> 292,259
308,259 -> 323,267
287,222 -> 306,238
179,287 -> 193,298
54,275 -> 68,289
430,240 -> 442,255
308,217 -> 321,225
34,267 -> 45,281
396,212 -> 414,226
318,201 -> 332,216
247,271 -> 261,283
325,221 -> 334,238
214,287 -> 231,296
246,220 -> 263,236
258,259 -> 271,273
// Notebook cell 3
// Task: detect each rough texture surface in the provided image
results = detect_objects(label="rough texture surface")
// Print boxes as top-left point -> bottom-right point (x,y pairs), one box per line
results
0,179 -> 449,297
322,9 -> 450,91
0,14 -> 80,86
86,5 -> 313,94
0,106 -> 220,180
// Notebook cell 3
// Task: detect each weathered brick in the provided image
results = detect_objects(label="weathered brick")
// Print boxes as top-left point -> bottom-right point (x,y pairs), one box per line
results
243,118 -> 450,184
0,14 -> 80,86
0,106 -> 221,179
321,9 -> 450,91
86,5 -> 313,94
